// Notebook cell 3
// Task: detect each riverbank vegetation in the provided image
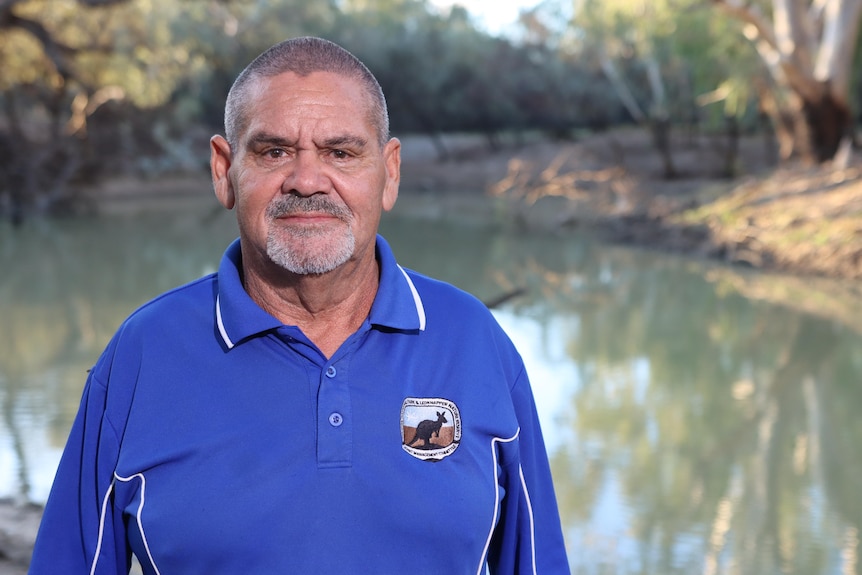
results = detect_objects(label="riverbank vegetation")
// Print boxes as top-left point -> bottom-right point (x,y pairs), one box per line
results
1,0 -> 861,280
485,129 -> 862,280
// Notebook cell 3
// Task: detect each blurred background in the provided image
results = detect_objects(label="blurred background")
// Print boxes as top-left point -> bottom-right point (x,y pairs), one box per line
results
2,0 -> 859,221
2,1 -> 862,574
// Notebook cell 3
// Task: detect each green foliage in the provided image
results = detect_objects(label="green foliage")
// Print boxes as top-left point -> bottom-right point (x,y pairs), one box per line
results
569,0 -> 765,131
0,28 -> 52,90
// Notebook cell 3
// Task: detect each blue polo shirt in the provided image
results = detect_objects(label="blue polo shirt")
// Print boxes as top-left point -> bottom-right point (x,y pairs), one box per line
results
29,235 -> 569,574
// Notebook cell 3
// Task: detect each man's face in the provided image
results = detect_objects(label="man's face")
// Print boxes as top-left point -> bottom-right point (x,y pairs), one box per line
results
211,71 -> 400,276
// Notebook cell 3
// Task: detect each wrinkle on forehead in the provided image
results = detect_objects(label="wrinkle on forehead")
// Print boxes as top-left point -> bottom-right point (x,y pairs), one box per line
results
239,72 -> 378,148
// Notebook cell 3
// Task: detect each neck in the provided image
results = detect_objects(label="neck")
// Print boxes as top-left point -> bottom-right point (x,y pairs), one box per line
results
243,251 -> 379,358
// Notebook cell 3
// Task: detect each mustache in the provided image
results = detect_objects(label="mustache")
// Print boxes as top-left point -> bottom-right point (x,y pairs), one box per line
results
266,194 -> 352,220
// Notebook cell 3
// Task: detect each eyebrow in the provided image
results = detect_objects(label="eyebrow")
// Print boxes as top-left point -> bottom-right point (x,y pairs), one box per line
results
245,132 -> 369,151
246,132 -> 293,150
322,135 -> 368,150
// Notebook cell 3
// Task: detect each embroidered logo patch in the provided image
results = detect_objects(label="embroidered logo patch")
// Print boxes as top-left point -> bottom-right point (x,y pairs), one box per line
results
401,398 -> 461,461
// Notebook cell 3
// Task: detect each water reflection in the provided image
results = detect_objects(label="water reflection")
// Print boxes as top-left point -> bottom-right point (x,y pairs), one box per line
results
2,207 -> 862,574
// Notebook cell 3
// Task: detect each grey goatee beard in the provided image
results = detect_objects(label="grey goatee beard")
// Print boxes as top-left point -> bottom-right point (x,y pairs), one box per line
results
265,194 -> 355,275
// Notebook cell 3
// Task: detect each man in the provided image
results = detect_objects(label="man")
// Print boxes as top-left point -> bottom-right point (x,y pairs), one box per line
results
29,37 -> 570,574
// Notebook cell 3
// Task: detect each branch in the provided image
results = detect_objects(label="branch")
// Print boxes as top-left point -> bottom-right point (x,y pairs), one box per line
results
709,0 -> 778,52
710,0 -> 823,103
774,0 -> 819,76
599,53 -> 646,123
1,13 -> 78,79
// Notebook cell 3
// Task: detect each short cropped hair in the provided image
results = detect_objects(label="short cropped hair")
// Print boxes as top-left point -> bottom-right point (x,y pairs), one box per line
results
224,37 -> 390,150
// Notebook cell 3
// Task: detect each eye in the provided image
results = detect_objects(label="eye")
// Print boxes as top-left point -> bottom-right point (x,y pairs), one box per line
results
266,148 -> 286,158
330,149 -> 349,159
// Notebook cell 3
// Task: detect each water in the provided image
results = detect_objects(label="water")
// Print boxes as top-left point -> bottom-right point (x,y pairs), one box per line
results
3,204 -> 862,575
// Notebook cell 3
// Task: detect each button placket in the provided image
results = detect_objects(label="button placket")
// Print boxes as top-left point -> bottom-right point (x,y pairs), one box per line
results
317,361 -> 351,467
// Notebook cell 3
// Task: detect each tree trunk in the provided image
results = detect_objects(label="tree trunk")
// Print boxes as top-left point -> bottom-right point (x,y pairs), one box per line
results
649,116 -> 677,179
1,94 -> 27,225
722,113 -> 740,178
800,88 -> 852,163
712,0 -> 862,165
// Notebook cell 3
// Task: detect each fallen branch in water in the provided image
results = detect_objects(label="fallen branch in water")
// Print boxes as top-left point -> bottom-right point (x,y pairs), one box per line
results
484,287 -> 528,309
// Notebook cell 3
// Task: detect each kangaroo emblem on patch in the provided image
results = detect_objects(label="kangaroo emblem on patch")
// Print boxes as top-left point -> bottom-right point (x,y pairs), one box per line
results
401,398 -> 461,461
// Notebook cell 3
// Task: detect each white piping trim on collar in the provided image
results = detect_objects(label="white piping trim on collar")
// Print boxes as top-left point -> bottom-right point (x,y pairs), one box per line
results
217,269 -> 424,343
215,295 -> 235,349
397,265 -> 426,331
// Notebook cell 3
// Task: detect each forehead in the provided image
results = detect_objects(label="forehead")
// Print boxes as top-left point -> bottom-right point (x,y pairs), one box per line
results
242,71 -> 375,141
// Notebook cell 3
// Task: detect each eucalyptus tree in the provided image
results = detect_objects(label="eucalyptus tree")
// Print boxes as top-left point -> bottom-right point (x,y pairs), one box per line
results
570,0 -> 765,178
0,0 -> 128,221
0,0 -> 234,221
710,0 -> 862,164
575,0 -> 671,177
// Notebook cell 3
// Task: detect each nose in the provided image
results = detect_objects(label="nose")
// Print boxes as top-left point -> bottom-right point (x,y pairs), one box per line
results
282,150 -> 329,196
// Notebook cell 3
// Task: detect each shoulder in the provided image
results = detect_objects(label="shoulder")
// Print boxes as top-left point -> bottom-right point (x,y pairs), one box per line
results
97,273 -> 218,363
123,273 -> 218,330
400,268 -> 528,396
86,273 -> 219,407
402,268 -> 521,354
402,268 -> 493,321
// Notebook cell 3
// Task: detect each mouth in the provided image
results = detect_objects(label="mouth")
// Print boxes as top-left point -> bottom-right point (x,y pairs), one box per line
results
276,211 -> 345,225
279,211 -> 334,219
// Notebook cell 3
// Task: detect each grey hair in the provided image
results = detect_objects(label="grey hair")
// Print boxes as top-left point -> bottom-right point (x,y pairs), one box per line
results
224,37 -> 390,150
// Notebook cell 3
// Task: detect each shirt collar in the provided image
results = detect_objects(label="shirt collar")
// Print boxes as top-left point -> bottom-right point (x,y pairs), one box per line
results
369,234 -> 426,332
215,235 -> 425,350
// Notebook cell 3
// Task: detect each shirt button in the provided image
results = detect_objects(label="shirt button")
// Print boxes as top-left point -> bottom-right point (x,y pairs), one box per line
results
328,412 -> 343,427
325,366 -> 337,378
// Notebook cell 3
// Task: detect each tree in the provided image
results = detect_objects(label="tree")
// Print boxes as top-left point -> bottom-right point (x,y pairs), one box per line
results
1,1 -> 155,220
0,0 -> 130,222
711,0 -> 862,164
571,0 -> 759,178
0,0 -> 245,222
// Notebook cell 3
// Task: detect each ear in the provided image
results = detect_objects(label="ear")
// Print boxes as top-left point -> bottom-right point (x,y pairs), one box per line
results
210,135 -> 235,210
381,137 -> 401,212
